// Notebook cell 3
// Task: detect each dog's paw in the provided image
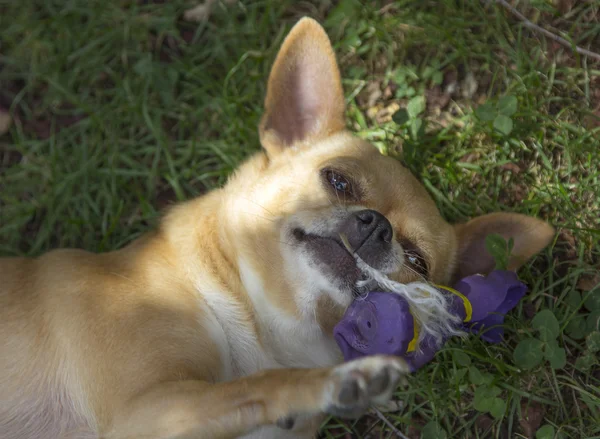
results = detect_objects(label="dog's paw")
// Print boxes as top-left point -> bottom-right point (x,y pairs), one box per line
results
323,356 -> 408,419
275,415 -> 295,430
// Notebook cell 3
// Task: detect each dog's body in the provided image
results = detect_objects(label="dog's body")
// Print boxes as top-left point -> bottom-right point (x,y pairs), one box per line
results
0,18 -> 554,439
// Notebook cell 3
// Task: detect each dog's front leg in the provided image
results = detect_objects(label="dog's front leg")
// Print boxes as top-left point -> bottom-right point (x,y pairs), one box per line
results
102,355 -> 407,439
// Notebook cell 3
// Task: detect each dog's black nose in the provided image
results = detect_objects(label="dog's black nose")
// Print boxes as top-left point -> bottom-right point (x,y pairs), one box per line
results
341,209 -> 393,252
355,210 -> 393,243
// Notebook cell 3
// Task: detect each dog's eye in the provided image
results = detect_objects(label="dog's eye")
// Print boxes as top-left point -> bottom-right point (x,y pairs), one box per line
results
401,240 -> 429,278
325,170 -> 351,194
405,250 -> 428,277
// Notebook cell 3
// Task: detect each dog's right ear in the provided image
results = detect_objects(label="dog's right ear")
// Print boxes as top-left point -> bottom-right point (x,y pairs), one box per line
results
453,213 -> 555,281
259,18 -> 346,156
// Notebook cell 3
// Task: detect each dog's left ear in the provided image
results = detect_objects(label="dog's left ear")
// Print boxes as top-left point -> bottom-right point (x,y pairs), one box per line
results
259,18 -> 346,156
453,213 -> 555,280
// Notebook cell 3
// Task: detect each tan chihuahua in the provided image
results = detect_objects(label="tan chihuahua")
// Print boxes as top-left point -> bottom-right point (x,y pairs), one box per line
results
0,18 -> 554,439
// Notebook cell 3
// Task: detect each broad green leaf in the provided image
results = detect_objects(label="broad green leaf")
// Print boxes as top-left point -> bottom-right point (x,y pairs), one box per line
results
422,66 -> 435,80
586,331 -> 600,353
565,315 -> 588,340
536,424 -> 555,439
532,310 -> 561,341
409,117 -> 423,139
475,102 -> 496,121
565,289 -> 582,309
489,398 -> 506,419
421,421 -> 447,439
544,339 -> 566,369
493,114 -> 514,136
432,71 -> 444,85
407,95 -> 426,118
325,0 -> 362,27
344,33 -> 362,49
497,95 -> 518,116
453,351 -> 471,367
393,68 -> 407,84
485,233 -> 509,270
587,310 -> 600,332
392,109 -> 409,126
548,349 -> 566,369
453,367 -> 468,383
514,338 -> 544,370
473,386 -> 493,412
474,386 -> 502,414
469,366 -> 486,385
575,352 -> 598,371
584,290 -> 600,312
489,385 -> 502,397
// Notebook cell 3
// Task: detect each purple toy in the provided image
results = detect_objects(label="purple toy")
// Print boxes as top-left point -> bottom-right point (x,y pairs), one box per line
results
333,270 -> 528,371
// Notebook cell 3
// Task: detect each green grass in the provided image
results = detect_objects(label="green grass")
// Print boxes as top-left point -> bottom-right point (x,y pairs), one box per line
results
1,0 -> 599,437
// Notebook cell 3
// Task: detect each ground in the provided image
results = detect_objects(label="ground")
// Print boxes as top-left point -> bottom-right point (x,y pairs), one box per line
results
0,0 -> 599,438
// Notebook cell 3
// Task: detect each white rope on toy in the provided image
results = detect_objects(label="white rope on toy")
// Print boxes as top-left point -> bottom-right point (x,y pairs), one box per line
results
340,234 -> 464,348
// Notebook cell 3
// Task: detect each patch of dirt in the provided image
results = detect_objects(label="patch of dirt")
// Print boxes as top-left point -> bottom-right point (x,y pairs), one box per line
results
0,145 -> 22,174
425,85 -> 451,113
154,184 -> 178,211
0,107 -> 12,136
558,229 -> 578,260
474,413 -> 494,436
518,400 -> 546,438
498,183 -> 528,206
522,301 -> 536,320
1,77 -> 86,140
577,273 -> 600,291
475,413 -> 510,439
24,110 -> 86,140
406,417 -> 426,439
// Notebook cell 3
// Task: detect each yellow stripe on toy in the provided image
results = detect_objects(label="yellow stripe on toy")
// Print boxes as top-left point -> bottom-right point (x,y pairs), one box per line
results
434,284 -> 473,323
406,309 -> 420,352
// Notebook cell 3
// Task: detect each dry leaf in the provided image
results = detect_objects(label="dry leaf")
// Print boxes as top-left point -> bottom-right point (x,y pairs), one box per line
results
183,0 -> 235,23
0,108 -> 12,136
183,3 -> 212,22
559,230 -> 578,260
519,401 -> 546,438
365,81 -> 383,108
577,274 -> 600,292
426,85 -> 451,111
500,162 -> 522,173
461,71 -> 478,100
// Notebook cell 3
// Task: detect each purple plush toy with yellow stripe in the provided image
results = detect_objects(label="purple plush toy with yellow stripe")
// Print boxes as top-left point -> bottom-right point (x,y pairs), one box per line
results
333,270 -> 528,371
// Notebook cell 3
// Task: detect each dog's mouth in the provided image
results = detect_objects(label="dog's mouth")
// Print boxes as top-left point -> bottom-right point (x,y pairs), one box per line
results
292,228 -> 373,294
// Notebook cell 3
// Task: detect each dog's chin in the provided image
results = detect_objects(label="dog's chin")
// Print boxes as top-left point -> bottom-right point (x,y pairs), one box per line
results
293,228 -> 361,285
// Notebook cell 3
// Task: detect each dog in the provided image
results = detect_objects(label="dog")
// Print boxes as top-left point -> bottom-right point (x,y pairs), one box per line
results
0,17 -> 555,439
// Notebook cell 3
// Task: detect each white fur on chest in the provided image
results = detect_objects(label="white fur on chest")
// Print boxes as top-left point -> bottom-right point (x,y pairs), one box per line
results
196,278 -> 278,380
196,261 -> 340,381
237,259 -> 340,369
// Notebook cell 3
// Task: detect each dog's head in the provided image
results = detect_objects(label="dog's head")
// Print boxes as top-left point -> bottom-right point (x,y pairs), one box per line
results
223,18 -> 554,330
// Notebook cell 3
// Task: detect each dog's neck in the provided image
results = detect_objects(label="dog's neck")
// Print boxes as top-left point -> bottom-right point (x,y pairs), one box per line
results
157,189 -> 341,371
